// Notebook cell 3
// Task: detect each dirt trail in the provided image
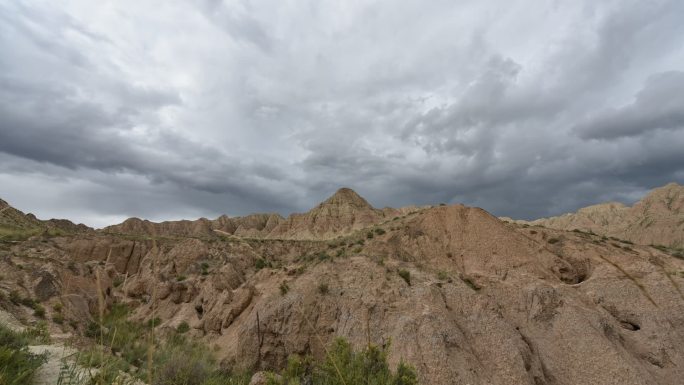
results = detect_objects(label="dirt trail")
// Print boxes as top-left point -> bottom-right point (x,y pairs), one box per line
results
0,309 -> 92,385
28,344 -> 78,385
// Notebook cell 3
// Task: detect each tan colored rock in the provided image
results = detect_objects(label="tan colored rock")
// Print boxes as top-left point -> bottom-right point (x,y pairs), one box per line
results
2,187 -> 684,385
506,183 -> 684,248
265,188 -> 394,240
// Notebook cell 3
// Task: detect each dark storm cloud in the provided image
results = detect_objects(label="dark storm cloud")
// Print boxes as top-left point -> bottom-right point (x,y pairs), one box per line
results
0,0 -> 683,226
574,71 -> 684,140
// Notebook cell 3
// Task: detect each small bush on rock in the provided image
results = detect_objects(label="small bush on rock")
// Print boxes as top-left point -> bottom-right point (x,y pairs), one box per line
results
398,270 -> 411,285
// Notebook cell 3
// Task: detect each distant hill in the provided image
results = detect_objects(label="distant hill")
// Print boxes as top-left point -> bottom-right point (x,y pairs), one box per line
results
104,187 -> 422,240
0,198 -> 91,240
502,183 -> 684,248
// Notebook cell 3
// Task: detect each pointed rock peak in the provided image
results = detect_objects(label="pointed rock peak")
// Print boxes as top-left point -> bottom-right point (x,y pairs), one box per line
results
0,198 -> 8,209
320,187 -> 374,209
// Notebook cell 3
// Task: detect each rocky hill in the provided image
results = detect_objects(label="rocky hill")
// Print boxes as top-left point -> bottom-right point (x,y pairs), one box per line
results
503,183 -> 684,248
104,187 -> 417,240
0,199 -> 91,241
264,188 -> 402,240
1,188 -> 684,385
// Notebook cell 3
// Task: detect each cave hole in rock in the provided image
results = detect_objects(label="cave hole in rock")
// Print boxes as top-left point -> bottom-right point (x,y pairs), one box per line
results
195,304 -> 204,318
619,320 -> 640,331
556,258 -> 592,285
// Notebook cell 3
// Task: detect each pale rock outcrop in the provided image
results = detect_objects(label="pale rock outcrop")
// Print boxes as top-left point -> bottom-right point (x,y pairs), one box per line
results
506,183 -> 684,248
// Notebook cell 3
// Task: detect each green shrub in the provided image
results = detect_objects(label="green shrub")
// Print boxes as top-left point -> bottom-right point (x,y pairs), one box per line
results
9,290 -> 21,305
280,281 -> 290,296
398,270 -> 411,285
72,302 -> 419,385
177,321 -> 190,334
267,338 -> 418,385
0,225 -> 43,242
176,275 -> 187,282
547,238 -> 559,244
201,262 -> 210,276
23,322 -> 51,344
15,294 -> 36,309
85,321 -> 100,338
0,324 -> 47,385
52,302 -> 63,313
33,304 -> 46,318
367,232 -> 374,239
77,303 -> 251,385
255,258 -> 268,270
52,314 -> 64,325
436,271 -> 449,281
375,228 -> 386,235
318,283 -> 329,295
113,276 -> 124,287
147,317 -> 162,328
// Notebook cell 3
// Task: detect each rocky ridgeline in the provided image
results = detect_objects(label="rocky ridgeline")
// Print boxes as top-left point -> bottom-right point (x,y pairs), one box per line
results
1,186 -> 684,384
104,188 -> 420,240
503,183 -> 684,248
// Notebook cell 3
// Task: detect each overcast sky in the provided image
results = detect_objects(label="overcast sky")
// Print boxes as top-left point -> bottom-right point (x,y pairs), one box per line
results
1,0 -> 683,228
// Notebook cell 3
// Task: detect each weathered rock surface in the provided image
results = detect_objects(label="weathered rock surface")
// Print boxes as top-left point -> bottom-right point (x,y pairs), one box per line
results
264,188 -> 397,240
102,188 -> 426,241
0,198 -> 91,235
2,187 -> 684,385
504,183 -> 684,248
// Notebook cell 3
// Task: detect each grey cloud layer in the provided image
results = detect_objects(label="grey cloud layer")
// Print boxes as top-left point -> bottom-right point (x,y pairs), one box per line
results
0,0 -> 683,227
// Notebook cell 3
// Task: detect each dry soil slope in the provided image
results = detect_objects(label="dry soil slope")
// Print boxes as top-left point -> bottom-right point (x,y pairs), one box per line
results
107,204 -> 684,385
506,183 -> 684,248
4,193 -> 684,385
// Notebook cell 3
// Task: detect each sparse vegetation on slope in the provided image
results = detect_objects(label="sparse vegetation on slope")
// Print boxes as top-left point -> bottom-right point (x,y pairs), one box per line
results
266,338 -> 418,385
0,323 -> 47,385
60,302 -> 419,385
